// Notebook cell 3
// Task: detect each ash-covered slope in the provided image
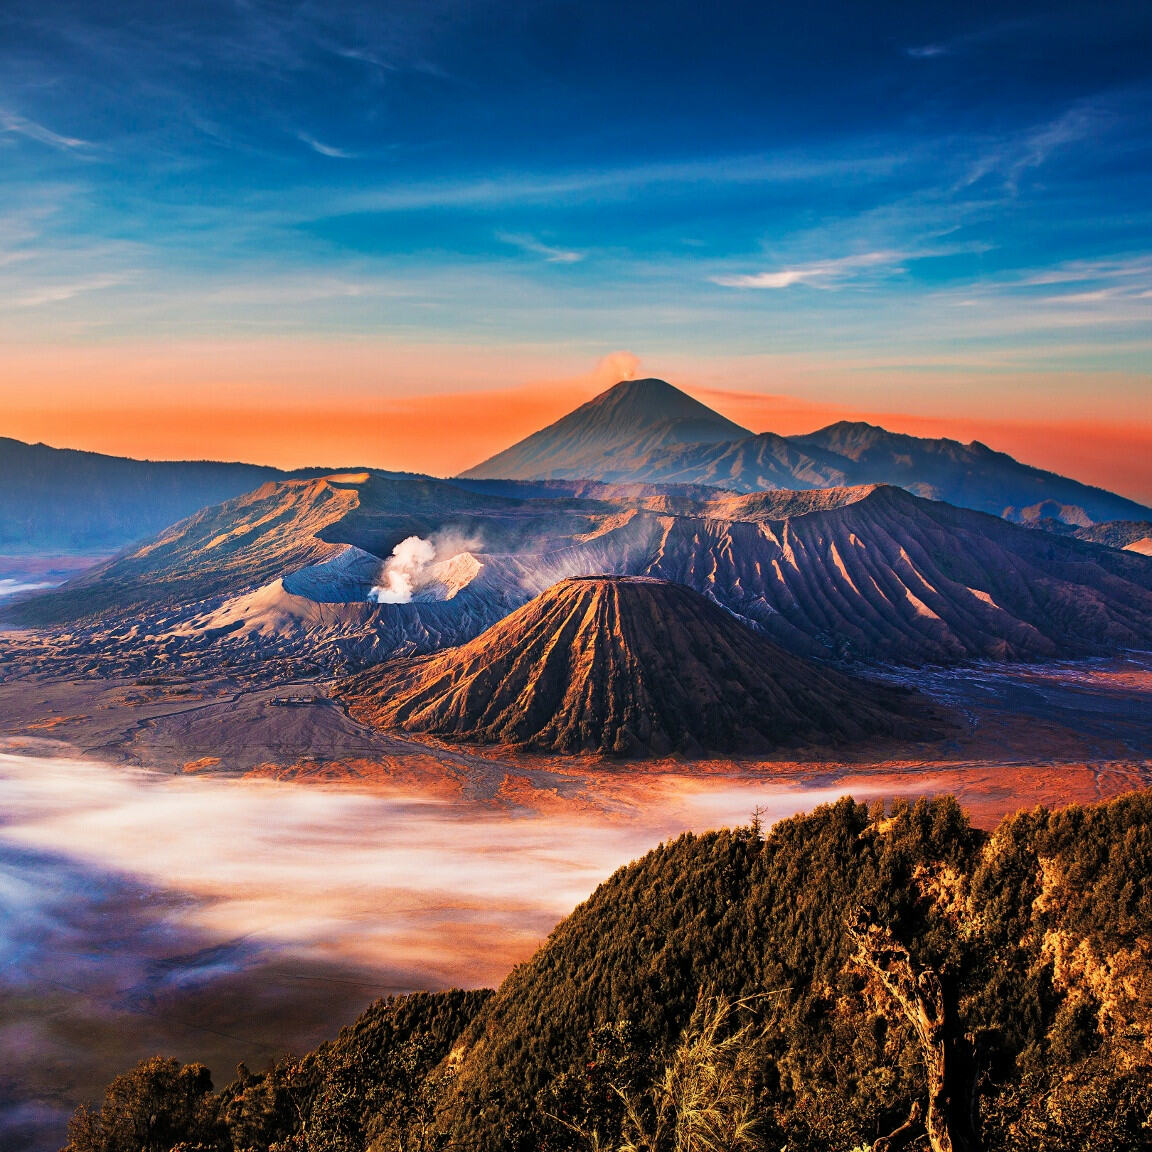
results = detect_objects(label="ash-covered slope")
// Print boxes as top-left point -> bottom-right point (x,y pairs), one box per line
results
595,429 -> 851,491
6,473 -> 366,624
4,469 -> 593,627
10,473 -> 1152,676
341,576 -> 938,756
633,484 -> 1152,662
459,377 -> 751,481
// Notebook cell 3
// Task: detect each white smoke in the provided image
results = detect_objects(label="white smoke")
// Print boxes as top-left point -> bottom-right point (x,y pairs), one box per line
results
594,350 -> 641,384
367,530 -> 487,605
0,579 -> 55,600
369,535 -> 437,604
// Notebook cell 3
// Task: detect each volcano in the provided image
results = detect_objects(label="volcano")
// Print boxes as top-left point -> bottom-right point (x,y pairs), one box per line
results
461,378 -> 1152,525
340,576 -> 940,756
459,377 -> 751,482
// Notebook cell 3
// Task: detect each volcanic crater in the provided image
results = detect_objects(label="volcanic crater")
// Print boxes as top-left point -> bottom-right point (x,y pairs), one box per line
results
340,575 -> 943,757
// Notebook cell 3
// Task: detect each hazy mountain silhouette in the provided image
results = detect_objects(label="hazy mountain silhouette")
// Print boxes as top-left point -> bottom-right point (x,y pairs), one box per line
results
792,421 -> 1150,523
0,437 -> 329,553
462,379 -> 1151,524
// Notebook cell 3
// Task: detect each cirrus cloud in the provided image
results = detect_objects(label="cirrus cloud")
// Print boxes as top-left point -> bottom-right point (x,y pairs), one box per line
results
0,109 -> 91,152
498,232 -> 584,263
710,249 -> 906,289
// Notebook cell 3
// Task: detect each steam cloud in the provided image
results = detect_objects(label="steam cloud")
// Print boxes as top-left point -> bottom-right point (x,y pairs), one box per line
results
594,349 -> 641,384
368,530 -> 484,605
369,535 -> 436,604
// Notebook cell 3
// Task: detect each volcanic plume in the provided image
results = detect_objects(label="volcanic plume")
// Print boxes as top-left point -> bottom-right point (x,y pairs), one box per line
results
340,576 -> 941,757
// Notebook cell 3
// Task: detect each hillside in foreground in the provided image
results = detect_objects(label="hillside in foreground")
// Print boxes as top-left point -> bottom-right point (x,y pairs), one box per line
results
67,789 -> 1152,1152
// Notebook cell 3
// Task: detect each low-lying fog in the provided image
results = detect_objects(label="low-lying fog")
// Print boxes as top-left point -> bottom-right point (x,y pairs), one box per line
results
0,580 -> 54,599
0,751 -> 878,1151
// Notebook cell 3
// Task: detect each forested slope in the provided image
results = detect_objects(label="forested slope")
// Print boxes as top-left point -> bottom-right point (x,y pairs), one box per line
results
66,790 -> 1152,1152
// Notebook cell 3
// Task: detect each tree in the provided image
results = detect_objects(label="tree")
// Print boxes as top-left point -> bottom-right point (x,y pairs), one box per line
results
66,1057 -> 224,1152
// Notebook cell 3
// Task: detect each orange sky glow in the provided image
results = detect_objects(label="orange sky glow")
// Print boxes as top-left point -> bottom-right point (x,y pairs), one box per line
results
2,343 -> 1149,504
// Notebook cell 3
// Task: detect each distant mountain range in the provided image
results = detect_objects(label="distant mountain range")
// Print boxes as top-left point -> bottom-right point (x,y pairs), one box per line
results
5,378 -> 1151,680
11,469 -> 1151,673
0,437 -> 333,553
3,379 -> 1147,559
462,378 -> 1151,525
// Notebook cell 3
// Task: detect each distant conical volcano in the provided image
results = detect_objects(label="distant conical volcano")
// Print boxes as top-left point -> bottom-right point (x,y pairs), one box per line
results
459,378 -> 751,481
340,576 -> 941,756
459,378 -> 1152,526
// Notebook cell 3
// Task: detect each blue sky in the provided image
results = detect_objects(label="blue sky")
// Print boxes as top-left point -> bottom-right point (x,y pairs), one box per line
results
0,1 -> 1150,487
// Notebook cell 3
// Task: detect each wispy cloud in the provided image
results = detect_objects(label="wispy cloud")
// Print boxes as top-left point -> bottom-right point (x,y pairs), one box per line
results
498,232 -> 584,263
1041,288 -> 1121,304
201,274 -> 427,305
1010,104 -> 1100,184
957,92 -> 1141,193
1,108 -> 92,152
15,274 -> 125,308
0,109 -> 92,152
710,250 -> 905,289
299,133 -> 357,159
1017,256 -> 1152,287
0,248 -> 35,269
903,15 -> 1053,66
328,149 -> 911,215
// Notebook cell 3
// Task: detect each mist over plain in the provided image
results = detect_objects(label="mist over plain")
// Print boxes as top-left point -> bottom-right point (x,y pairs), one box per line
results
0,752 -> 869,977
0,748 -> 877,1148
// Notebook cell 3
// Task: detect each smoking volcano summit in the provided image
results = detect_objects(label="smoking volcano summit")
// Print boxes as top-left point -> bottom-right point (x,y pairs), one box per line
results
462,377 -> 1152,524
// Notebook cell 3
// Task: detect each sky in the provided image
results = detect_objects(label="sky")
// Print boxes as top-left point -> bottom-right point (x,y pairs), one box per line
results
1,0 -> 1150,499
